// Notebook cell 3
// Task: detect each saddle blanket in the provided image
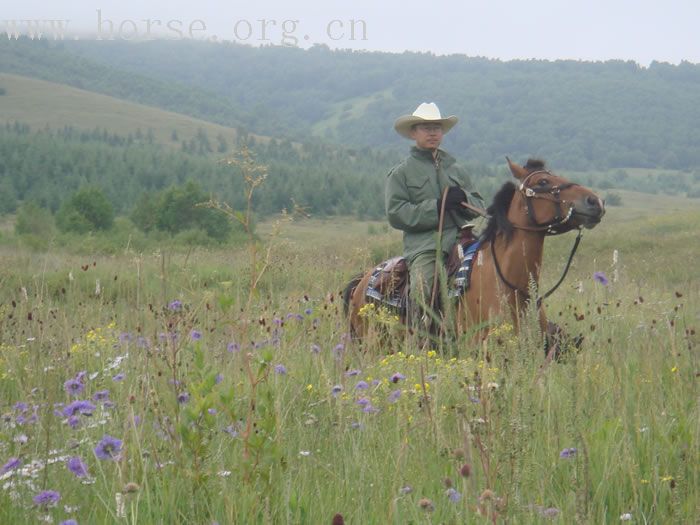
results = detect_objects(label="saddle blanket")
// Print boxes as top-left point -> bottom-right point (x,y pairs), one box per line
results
365,241 -> 481,310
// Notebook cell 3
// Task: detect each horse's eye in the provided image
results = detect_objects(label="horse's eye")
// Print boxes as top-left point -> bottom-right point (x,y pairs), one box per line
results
538,179 -> 549,187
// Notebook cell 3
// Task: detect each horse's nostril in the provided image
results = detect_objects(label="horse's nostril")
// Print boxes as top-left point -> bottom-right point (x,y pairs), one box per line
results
586,195 -> 600,208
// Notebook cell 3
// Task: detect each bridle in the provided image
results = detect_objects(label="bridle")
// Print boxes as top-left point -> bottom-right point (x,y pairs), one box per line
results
491,169 -> 584,307
514,169 -> 579,235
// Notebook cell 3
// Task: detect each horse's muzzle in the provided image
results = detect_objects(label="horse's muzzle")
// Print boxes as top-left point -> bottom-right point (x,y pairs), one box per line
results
573,195 -> 605,228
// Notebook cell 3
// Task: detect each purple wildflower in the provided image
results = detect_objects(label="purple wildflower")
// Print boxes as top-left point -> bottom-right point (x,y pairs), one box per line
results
391,372 -> 406,383
345,369 -> 361,377
274,364 -> 287,375
177,392 -> 190,404
223,425 -> 238,438
333,343 -> 345,355
542,507 -> 560,518
75,371 -> 88,382
190,330 -> 202,341
227,342 -> 240,353
388,389 -> 402,403
67,415 -> 81,429
64,378 -> 84,397
136,336 -> 149,348
63,400 -> 95,417
560,447 -> 578,459
362,404 -> 379,413
446,488 -> 461,503
119,332 -> 132,343
1,457 -> 21,475
593,271 -> 609,286
215,374 -> 223,384
304,308 -> 312,315
399,486 -> 413,495
67,456 -> 89,478
60,520 -> 78,525
331,385 -> 343,397
168,300 -> 182,311
14,402 -> 28,412
356,397 -> 371,407
310,343 -> 321,354
92,390 -> 110,402
94,435 -> 122,460
33,490 -> 60,507
112,373 -> 125,382
355,380 -> 369,390
207,408 -> 217,415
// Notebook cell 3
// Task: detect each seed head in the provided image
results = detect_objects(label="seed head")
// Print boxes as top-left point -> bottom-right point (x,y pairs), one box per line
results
418,498 -> 434,512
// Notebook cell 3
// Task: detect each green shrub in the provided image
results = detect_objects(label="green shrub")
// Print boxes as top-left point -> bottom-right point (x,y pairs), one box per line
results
15,201 -> 55,236
56,187 -> 114,233
132,181 -> 232,242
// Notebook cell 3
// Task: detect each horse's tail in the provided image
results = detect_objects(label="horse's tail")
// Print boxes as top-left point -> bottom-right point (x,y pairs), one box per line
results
342,272 -> 364,317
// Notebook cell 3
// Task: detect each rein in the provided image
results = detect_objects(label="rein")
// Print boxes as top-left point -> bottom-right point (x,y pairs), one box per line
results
490,228 -> 583,308
489,169 -> 584,307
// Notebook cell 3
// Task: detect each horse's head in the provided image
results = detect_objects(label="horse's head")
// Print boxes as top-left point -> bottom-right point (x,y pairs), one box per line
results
506,158 -> 605,234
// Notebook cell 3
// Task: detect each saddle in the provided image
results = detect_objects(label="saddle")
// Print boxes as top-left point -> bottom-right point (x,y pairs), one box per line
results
365,226 -> 479,312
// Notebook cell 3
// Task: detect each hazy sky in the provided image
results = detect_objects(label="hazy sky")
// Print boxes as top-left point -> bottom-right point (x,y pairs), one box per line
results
3,0 -> 699,65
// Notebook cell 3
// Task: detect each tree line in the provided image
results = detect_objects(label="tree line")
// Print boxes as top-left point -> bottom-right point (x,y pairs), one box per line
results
2,122 -> 697,245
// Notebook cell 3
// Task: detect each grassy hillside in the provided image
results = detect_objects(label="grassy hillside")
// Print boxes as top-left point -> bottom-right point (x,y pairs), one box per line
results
0,37 -> 248,131
0,73 -> 265,148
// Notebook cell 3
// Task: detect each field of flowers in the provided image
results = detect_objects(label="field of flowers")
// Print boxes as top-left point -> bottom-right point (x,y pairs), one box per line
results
0,209 -> 698,524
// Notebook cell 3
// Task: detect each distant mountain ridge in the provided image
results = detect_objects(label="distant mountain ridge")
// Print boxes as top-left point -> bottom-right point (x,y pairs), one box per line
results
2,36 -> 700,170
62,39 -> 700,170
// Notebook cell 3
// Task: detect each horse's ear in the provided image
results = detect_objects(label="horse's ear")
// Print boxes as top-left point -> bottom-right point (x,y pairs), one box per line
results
506,156 -> 528,181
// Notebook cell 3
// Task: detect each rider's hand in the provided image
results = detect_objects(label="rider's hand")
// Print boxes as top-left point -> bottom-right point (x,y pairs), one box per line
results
438,186 -> 468,215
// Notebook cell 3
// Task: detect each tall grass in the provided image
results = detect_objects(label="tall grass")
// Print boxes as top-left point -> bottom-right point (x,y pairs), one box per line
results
0,211 -> 697,524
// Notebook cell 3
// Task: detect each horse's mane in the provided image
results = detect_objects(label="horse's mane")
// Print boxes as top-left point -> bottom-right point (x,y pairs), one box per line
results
480,182 -> 517,243
480,158 -> 546,243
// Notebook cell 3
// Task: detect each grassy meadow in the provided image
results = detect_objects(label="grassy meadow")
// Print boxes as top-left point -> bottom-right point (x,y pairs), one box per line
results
0,73 -> 271,149
0,201 -> 698,524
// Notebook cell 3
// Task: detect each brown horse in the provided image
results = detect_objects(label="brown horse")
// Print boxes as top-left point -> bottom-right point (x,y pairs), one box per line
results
343,158 -> 605,344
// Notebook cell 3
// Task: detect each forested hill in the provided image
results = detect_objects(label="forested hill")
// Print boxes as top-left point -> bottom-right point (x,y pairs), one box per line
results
25,38 -> 700,170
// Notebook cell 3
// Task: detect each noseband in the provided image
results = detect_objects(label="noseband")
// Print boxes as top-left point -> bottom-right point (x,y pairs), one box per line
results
517,170 -> 579,235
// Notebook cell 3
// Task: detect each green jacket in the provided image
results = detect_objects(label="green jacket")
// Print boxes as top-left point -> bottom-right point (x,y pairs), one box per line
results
385,146 -> 480,260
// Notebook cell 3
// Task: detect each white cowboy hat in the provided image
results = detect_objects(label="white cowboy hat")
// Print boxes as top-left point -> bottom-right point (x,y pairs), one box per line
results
394,102 -> 458,139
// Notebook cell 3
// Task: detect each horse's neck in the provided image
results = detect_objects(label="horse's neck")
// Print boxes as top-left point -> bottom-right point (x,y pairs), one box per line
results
492,228 -> 545,292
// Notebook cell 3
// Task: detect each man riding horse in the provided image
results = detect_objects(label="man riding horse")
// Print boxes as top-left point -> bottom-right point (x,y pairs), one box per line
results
386,102 -> 483,329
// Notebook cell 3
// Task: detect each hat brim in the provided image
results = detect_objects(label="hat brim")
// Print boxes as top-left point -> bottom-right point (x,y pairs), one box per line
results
394,115 -> 458,139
